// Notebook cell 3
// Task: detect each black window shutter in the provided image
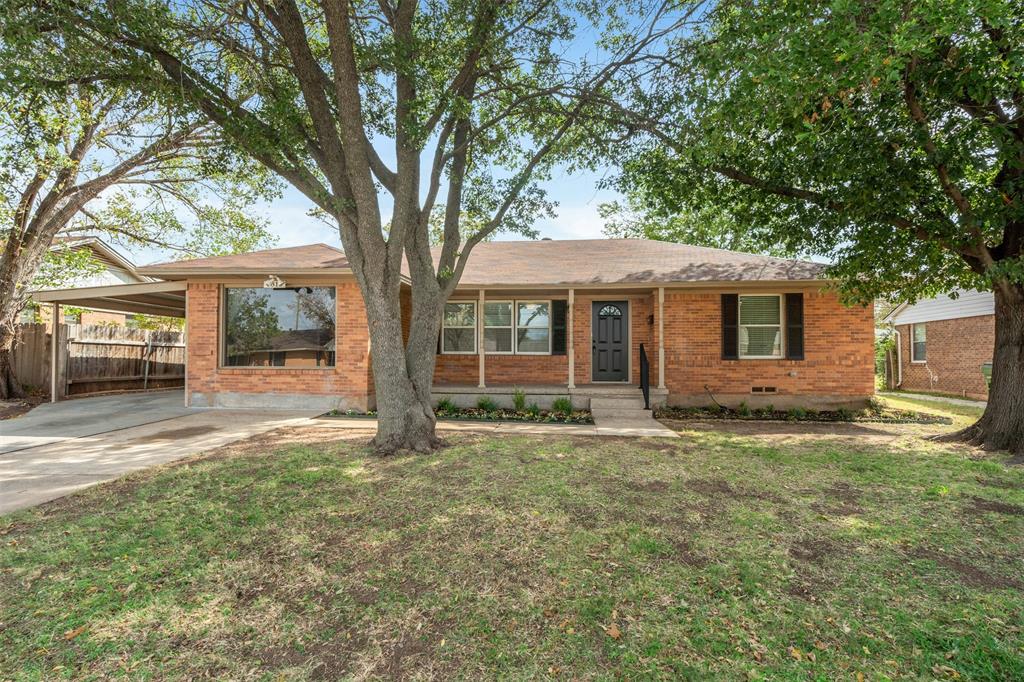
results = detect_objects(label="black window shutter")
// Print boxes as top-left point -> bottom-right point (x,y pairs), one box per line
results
721,294 -> 739,360
785,293 -> 805,360
551,300 -> 567,355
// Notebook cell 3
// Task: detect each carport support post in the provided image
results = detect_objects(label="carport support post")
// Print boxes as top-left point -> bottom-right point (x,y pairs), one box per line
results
657,287 -> 665,390
567,289 -> 575,390
477,289 -> 486,389
50,303 -> 60,403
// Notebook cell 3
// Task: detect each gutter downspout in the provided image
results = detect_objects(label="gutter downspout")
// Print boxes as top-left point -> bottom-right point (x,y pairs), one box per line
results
892,328 -> 903,388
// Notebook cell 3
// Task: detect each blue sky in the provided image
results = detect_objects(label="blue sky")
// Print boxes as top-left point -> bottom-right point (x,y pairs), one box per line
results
214,165 -> 622,268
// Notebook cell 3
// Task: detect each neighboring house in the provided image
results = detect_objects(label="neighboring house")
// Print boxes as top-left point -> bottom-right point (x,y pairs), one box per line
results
100,238 -> 874,412
883,289 -> 994,400
27,236 -> 151,327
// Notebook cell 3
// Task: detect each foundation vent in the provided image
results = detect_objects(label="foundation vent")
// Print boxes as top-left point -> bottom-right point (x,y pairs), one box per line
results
751,386 -> 777,394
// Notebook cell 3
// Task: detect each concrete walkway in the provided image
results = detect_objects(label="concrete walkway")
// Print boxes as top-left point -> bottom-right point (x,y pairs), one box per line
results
879,391 -> 987,408
0,390 -> 193,455
1,391 -> 318,514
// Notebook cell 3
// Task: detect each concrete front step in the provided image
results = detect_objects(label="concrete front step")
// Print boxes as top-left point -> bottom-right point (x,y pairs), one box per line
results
590,396 -> 648,410
591,408 -> 653,420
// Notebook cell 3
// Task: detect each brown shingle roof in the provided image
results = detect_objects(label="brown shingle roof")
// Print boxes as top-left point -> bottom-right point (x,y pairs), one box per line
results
137,238 -> 824,285
433,239 -> 825,286
138,244 -> 348,277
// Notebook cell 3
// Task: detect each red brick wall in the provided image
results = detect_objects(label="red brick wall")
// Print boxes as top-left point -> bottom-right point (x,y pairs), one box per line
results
185,282 -> 873,408
431,294 -> 658,387
661,289 -> 874,406
185,281 -> 372,410
896,316 -> 993,400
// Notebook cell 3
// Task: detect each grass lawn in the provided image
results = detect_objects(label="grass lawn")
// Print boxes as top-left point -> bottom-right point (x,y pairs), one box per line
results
879,394 -> 987,428
2,417 -> 1023,679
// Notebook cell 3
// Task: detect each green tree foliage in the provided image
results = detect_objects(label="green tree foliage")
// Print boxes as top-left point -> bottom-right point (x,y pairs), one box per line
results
599,194 -> 797,257
616,0 -> 1024,453
39,0 -> 691,451
0,14 -> 279,398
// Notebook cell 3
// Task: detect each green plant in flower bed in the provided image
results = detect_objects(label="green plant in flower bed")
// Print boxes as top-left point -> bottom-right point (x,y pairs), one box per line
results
476,396 -> 499,412
444,406 -> 593,424
551,397 -> 573,416
512,388 -> 527,411
655,404 -> 952,425
435,398 -> 457,416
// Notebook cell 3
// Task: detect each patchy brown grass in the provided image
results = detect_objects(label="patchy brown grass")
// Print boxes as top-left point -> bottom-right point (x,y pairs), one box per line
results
1,423 -> 1023,680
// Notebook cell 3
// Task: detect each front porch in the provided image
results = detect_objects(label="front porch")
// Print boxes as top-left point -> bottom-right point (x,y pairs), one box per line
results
434,286 -> 671,403
432,383 -> 669,411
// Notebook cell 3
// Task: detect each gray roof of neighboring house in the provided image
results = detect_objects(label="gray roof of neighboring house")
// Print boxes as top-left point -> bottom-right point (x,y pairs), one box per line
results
139,239 -> 826,286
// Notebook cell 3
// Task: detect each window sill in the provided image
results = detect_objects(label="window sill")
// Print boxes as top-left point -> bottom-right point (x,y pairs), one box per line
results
217,367 -> 336,374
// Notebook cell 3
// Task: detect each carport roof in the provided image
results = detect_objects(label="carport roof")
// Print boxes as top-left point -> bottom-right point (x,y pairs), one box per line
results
32,281 -> 187,318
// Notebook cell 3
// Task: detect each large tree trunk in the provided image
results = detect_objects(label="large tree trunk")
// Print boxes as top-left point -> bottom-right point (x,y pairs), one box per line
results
0,342 -> 25,401
940,283 -> 1024,456
362,279 -> 442,455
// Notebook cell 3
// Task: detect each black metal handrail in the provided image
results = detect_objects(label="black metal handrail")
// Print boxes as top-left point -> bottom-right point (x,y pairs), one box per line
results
639,343 -> 651,410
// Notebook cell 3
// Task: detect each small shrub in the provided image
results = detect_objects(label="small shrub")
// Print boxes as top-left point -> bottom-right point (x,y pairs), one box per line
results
526,402 -> 541,417
867,397 -> 885,415
551,397 -> 573,416
435,398 -> 456,415
736,401 -> 752,417
836,407 -> 855,421
756,403 -> 774,418
706,403 -> 722,415
477,396 -> 498,412
786,407 -> 807,421
512,387 -> 527,411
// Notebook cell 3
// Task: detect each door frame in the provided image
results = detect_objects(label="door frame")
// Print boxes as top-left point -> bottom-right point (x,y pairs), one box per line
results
591,300 -> 631,383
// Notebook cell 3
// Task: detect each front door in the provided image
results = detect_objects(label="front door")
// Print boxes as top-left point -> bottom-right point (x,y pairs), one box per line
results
592,301 -> 629,382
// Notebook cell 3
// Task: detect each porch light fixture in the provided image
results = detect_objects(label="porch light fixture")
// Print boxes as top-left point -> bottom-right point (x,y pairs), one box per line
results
263,275 -> 287,289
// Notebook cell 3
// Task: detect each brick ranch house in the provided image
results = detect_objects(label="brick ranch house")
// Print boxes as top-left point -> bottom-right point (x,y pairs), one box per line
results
35,239 -> 875,411
883,289 -> 994,400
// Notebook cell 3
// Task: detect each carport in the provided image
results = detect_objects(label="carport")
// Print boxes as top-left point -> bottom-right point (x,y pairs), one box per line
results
32,281 -> 187,402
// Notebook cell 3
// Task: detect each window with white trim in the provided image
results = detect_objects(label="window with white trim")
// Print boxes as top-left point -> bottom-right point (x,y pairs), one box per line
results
516,301 -> 551,354
739,294 -> 783,358
441,302 -> 476,354
911,323 -> 926,362
483,301 -> 513,353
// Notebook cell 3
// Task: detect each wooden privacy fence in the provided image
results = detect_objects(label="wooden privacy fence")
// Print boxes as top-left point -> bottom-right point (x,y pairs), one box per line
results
11,323 -> 185,398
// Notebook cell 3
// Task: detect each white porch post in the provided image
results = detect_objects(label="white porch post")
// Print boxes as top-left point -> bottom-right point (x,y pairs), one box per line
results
50,302 -> 60,403
657,287 -> 666,390
477,289 -> 486,388
567,288 -> 575,389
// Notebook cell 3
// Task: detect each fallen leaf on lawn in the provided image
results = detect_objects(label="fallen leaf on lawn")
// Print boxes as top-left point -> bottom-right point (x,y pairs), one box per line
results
806,651 -> 816,663
813,640 -> 827,650
63,626 -> 87,640
932,664 -> 961,679
788,646 -> 802,661
123,582 -> 137,595
604,623 -> 621,640
856,673 -> 864,682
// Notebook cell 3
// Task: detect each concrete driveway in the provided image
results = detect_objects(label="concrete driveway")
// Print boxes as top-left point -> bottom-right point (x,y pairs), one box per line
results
0,390 -> 319,514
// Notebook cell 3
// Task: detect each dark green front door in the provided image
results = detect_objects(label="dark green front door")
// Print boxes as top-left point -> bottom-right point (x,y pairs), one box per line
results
592,301 -> 628,382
